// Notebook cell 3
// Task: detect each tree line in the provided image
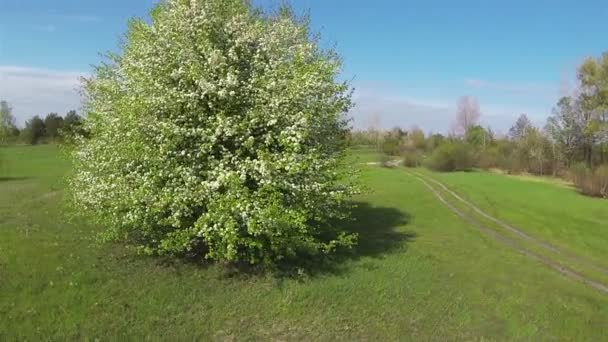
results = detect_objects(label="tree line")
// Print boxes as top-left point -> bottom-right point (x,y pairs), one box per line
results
350,52 -> 608,198
0,100 -> 84,145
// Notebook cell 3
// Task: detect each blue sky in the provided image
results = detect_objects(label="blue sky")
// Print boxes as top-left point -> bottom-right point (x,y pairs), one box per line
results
1,0 -> 607,133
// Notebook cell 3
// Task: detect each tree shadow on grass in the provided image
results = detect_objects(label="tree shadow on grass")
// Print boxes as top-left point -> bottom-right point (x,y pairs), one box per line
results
222,201 -> 416,280
345,201 -> 414,257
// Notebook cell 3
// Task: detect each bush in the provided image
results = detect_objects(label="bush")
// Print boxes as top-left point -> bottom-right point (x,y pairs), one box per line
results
425,141 -> 475,172
402,150 -> 422,168
477,147 -> 499,170
569,162 -> 588,183
69,0 -> 357,265
381,137 -> 401,156
571,164 -> 608,198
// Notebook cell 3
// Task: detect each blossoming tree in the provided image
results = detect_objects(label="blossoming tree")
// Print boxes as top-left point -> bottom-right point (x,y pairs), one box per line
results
69,0 -> 357,264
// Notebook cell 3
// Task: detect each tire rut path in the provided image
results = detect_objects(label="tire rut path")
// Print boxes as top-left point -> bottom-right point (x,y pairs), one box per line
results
412,170 -> 608,276
408,172 -> 608,295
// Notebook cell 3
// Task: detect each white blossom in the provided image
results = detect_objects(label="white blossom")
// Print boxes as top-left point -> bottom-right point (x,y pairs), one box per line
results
68,0 -> 357,264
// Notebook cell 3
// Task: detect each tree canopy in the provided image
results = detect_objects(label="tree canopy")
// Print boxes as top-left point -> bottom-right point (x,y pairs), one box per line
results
0,101 -> 17,145
68,0 -> 357,265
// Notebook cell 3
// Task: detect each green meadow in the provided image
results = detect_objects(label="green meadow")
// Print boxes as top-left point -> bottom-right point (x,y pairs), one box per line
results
1,145 -> 607,340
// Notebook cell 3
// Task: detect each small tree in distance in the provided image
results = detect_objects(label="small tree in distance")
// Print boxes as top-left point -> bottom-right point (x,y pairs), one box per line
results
509,114 -> 532,140
61,110 -> 86,141
44,113 -> 64,140
69,0 -> 357,265
23,116 -> 46,145
0,100 -> 18,145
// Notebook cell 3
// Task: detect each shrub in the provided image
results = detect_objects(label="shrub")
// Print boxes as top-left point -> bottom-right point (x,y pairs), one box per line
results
477,147 -> 499,170
402,150 -> 422,168
571,164 -> 608,198
68,0 -> 357,265
569,162 -> 589,183
381,137 -> 401,156
425,141 -> 475,172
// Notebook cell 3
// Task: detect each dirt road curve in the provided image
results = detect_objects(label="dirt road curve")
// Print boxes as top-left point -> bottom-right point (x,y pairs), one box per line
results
412,171 -> 608,276
408,171 -> 608,295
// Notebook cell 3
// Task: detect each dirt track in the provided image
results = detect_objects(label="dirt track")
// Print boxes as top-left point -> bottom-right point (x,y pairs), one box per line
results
412,171 -> 608,277
407,171 -> 608,294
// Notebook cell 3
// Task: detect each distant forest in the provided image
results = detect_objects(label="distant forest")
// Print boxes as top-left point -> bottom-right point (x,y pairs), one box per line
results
0,101 -> 85,145
350,53 -> 608,198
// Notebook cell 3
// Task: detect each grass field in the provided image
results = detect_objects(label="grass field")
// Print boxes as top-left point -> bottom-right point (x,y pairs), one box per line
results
427,169 -> 608,270
1,145 -> 608,340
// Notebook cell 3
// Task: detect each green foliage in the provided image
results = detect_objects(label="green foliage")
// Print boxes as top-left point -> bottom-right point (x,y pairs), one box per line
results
476,146 -> 500,170
465,125 -> 492,148
520,126 -> 552,175
545,96 -> 583,167
44,113 -> 64,140
492,139 -> 515,171
60,110 -> 86,143
63,110 -> 81,127
402,150 -> 423,168
379,127 -> 406,156
426,133 -> 445,150
378,127 -> 426,163
1,101 -> 82,146
554,53 -> 608,168
348,131 -> 376,146
408,127 -> 426,150
381,136 -> 401,156
3,146 -> 608,340
23,115 -> 46,145
69,0 -> 357,265
430,168 -> 608,265
425,141 -> 475,172
0,100 -> 18,145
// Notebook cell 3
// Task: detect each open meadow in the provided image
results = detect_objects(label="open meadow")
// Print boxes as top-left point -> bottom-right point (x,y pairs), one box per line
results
1,145 -> 607,340
3,0 -> 608,339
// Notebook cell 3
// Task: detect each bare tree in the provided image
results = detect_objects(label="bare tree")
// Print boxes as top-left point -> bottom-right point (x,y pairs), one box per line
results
455,96 -> 481,135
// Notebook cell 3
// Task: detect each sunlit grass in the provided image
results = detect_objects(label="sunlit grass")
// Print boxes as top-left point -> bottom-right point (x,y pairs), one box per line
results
1,145 -> 607,339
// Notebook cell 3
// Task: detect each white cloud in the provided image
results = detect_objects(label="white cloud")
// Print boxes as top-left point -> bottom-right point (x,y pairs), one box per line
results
0,66 -> 87,125
348,84 -> 549,134
349,88 -> 455,133
0,67 -> 549,133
